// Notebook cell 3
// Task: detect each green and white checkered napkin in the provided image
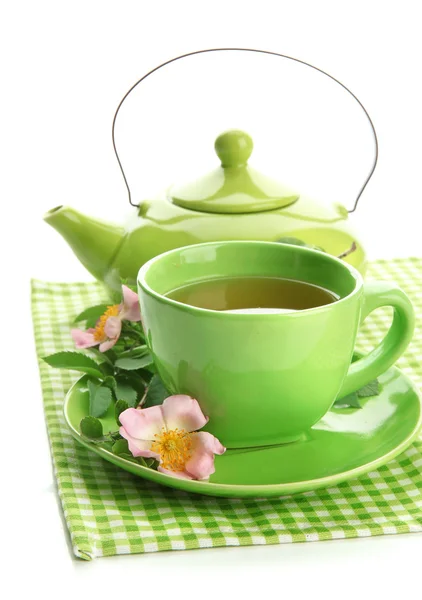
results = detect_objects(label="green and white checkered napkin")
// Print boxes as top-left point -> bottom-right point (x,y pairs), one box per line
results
32,258 -> 422,560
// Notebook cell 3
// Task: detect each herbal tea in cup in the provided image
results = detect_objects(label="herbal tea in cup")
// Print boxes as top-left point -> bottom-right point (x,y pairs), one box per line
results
166,276 -> 338,312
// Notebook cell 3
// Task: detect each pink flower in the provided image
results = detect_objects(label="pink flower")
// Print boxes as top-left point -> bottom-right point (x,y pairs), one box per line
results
71,285 -> 141,352
119,396 -> 226,480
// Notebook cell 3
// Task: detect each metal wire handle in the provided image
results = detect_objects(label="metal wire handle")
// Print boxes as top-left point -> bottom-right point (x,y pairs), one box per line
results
112,48 -> 378,212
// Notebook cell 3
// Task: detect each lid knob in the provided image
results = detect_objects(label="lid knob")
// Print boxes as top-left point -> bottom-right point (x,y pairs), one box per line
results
214,130 -> 253,168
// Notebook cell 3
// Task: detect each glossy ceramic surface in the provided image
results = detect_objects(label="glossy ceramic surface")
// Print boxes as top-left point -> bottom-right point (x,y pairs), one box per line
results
64,364 -> 422,498
138,242 -> 414,448
44,129 -> 367,286
170,130 -> 299,213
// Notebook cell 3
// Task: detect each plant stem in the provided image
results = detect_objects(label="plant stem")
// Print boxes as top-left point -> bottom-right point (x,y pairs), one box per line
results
137,383 -> 149,408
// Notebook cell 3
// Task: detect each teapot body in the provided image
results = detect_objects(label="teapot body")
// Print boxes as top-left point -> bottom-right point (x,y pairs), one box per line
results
110,190 -> 366,283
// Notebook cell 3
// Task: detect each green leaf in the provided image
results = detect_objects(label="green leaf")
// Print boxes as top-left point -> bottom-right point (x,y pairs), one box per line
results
99,362 -> 115,377
111,439 -> 147,465
88,347 -> 115,366
73,304 -> 109,328
80,416 -> 103,438
121,454 -> 148,465
88,381 -> 113,418
88,430 -> 121,447
43,351 -> 104,378
102,376 -> 117,394
115,354 -> 154,371
115,399 -> 129,424
114,377 -> 140,407
357,379 -> 380,398
96,440 -> 114,452
334,377 -> 381,410
334,392 -> 362,409
110,442 -> 155,467
143,374 -> 169,407
138,369 -> 155,385
112,439 -> 130,455
117,345 -> 149,359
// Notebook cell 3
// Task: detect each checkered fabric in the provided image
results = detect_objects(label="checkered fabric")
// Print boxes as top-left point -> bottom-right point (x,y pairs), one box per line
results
31,258 -> 422,560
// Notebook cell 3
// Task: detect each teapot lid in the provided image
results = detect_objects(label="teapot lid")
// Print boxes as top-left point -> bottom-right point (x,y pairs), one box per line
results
169,130 -> 299,214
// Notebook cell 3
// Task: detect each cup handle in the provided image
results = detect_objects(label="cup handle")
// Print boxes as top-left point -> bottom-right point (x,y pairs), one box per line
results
337,281 -> 415,398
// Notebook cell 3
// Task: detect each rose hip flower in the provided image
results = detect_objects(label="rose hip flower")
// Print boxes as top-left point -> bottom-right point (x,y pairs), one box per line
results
119,396 -> 226,480
71,285 -> 141,352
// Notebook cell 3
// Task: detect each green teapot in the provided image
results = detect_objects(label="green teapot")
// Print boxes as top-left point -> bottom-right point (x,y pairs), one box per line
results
44,50 -> 376,286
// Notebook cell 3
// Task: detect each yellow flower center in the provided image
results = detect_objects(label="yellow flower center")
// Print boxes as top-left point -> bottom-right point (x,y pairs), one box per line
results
93,305 -> 120,341
150,428 -> 193,472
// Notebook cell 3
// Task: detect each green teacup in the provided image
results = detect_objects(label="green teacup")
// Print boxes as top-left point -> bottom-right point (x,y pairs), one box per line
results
137,241 -> 414,448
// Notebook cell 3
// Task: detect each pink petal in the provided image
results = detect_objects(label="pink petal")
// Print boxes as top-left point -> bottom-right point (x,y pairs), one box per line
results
119,428 -> 159,459
196,431 -> 226,456
157,466 -> 193,479
99,338 -> 118,352
184,432 -> 226,480
120,285 -> 141,321
162,395 -> 209,432
71,328 -> 98,349
119,407 -> 165,441
104,316 -> 122,339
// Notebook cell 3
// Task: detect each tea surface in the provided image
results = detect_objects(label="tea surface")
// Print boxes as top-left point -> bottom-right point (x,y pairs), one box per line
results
166,276 -> 338,311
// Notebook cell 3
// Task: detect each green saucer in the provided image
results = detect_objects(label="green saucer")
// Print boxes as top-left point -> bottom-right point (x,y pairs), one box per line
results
64,364 -> 422,498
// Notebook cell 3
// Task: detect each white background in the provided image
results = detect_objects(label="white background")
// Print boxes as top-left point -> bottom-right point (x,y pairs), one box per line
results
2,0 -> 422,598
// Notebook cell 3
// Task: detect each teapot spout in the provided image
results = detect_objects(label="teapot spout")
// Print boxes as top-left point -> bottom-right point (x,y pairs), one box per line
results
44,205 -> 125,281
